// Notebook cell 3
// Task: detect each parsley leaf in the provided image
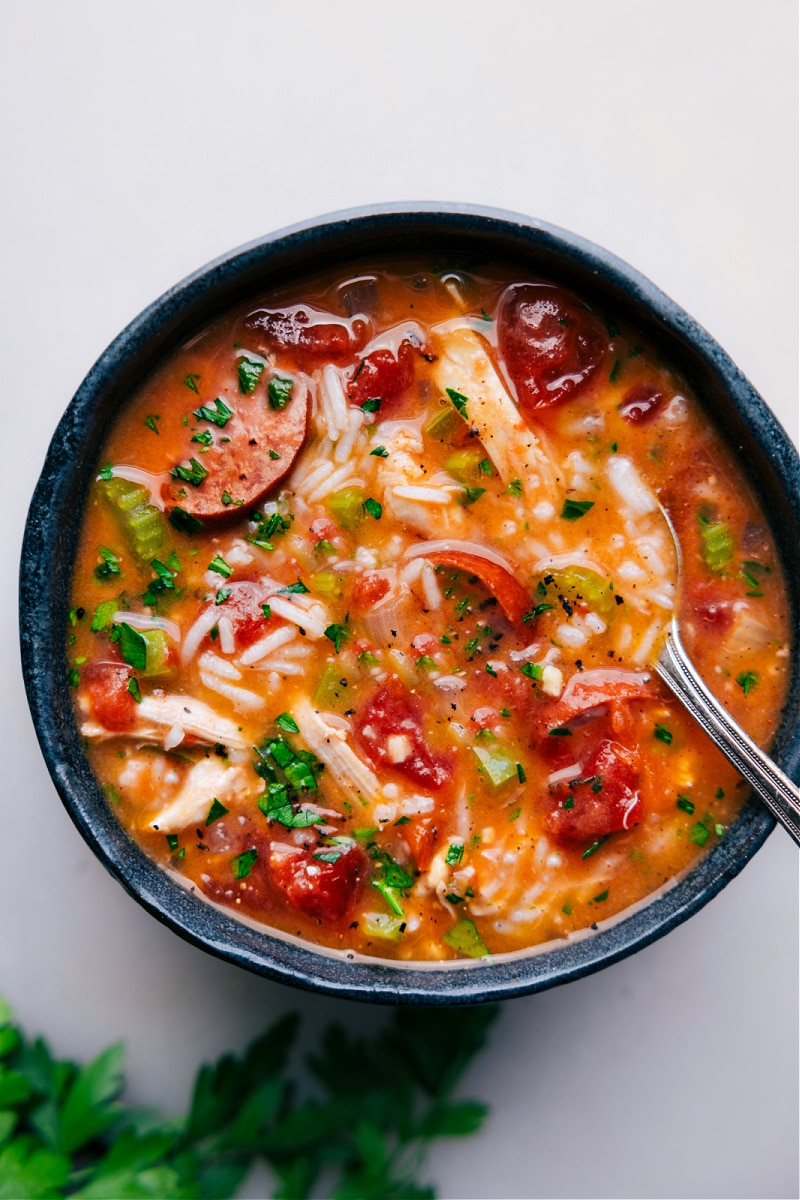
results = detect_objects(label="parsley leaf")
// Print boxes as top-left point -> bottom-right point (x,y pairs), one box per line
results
560,499 -> 595,521
268,376 -> 294,410
193,397 -> 233,427
237,357 -> 265,394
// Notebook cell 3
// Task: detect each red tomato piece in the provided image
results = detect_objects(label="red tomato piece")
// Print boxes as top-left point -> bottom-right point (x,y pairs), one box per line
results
545,738 -> 642,846
422,550 -> 532,627
268,842 -> 365,921
209,581 -> 281,647
620,381 -> 667,425
497,284 -> 607,412
309,517 -> 337,542
404,818 -> 441,872
354,683 -> 453,789
244,305 -> 366,367
84,663 -> 137,732
351,571 -> 391,611
684,580 -> 734,636
347,342 -> 416,415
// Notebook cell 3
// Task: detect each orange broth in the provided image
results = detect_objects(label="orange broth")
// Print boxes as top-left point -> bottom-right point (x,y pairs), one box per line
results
68,262 -> 791,962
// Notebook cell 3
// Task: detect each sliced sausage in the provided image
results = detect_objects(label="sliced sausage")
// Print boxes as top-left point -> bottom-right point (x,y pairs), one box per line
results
163,377 -> 309,524
421,549 -> 533,627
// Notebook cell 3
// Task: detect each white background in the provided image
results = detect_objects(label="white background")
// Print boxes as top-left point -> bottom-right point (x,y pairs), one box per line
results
1,3 -> 798,1197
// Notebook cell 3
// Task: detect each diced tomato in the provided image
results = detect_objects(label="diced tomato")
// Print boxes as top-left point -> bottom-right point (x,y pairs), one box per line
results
208,581 -> 280,647
354,683 -> 453,789
244,305 -> 366,367
269,842 -> 365,921
84,663 -> 137,732
620,381 -> 667,424
422,550 -> 532,627
684,580 -> 734,636
404,818 -> 441,872
535,670 -> 657,733
545,738 -> 642,847
497,284 -> 607,413
347,341 -> 417,415
351,571 -> 391,611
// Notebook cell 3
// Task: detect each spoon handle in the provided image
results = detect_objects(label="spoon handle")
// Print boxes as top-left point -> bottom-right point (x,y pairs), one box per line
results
656,621 -> 800,847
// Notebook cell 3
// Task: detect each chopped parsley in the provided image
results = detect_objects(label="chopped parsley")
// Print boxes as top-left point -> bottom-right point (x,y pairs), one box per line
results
205,798 -> 229,826
324,621 -> 350,653
516,763 -> 526,783
358,650 -> 380,667
144,414 -> 161,434
460,486 -> 485,506
168,506 -> 204,535
416,655 -> 438,671
560,499 -> 595,521
736,670 -> 759,696
183,373 -> 201,393
268,376 -> 294,410
370,445 -> 389,457
97,463 -> 114,481
689,822 -> 710,846
548,727 -> 573,737
363,497 -> 382,520
360,398 -> 381,414
231,848 -> 258,878
445,843 -> 464,867
507,478 -> 523,497
277,579 -> 309,595
676,795 -> 695,814
523,603 -> 554,622
582,835 -> 610,859
238,357 -> 265,394
609,358 -> 622,384
654,723 -> 673,745
520,662 -> 543,680
190,429 -> 213,446
126,675 -> 142,703
275,712 -> 300,734
208,555 -> 233,579
170,458 -> 207,488
94,545 -> 121,581
193,397 -> 233,427
445,387 -> 469,419
109,622 -> 147,671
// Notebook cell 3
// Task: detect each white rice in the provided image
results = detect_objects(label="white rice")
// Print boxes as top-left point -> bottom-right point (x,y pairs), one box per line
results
199,652 -> 241,681
199,671 -> 265,711
181,606 -> 219,664
334,407 -> 364,463
607,455 -> 657,515
307,465 -> 365,504
267,596 -> 328,638
217,616 -> 235,655
239,624 -> 296,666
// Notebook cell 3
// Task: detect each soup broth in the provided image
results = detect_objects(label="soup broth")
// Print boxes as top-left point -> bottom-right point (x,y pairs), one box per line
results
68,261 -> 791,961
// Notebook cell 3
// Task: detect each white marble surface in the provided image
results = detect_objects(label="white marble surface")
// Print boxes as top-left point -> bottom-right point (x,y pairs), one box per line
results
1,2 -> 797,1197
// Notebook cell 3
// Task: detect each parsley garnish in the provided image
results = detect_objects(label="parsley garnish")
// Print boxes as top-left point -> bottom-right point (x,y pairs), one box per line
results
654,723 -> 673,744
736,670 -> 759,696
191,428 -> 213,446
582,835 -> 610,859
208,555 -> 233,579
183,372 -> 201,392
370,445 -> 389,457
170,458 -> 207,488
446,387 -> 469,418
168,506 -> 204,535
126,675 -> 142,703
205,798 -> 229,826
520,662 -> 544,680
108,622 -> 147,671
237,357 -> 265,394
361,397 -> 381,413
275,712 -> 300,734
460,486 -> 485,506
277,579 -> 309,594
445,843 -> 464,867
324,621 -> 350,653
507,478 -> 523,497
560,499 -> 595,521
231,847 -> 258,878
689,822 -> 710,846
677,795 -> 695,814
193,397 -> 233,427
363,497 -> 382,520
522,603 -> 554,622
609,358 -> 622,384
268,376 -> 294,409
97,463 -> 114,481
143,414 -> 161,434
94,546 -> 121,581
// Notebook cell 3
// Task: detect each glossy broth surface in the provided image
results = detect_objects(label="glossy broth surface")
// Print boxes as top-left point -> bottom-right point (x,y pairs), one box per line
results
69,261 -> 791,962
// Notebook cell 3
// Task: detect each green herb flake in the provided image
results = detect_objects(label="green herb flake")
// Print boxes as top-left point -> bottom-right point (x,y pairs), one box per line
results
126,675 -> 142,703
560,499 -> 595,521
169,506 -> 204,535
324,622 -> 349,653
582,835 -> 610,859
715,787 -> 725,799
549,727 -> 573,737
97,463 -> 114,481
261,603 -> 272,620
144,414 -> 161,434
94,545 -> 122,581
736,670 -> 759,696
277,580 -> 309,595
445,843 -> 464,867
370,444 -> 389,457
715,823 -> 725,837
170,458 -> 207,488
562,794 -> 574,810
109,622 -> 147,671
190,429 -> 213,447
275,712 -> 300,734
238,357 -> 265,394
67,666 -> 80,687
363,497 -> 382,520
357,650 -> 380,667
360,397 -> 382,414
416,654 -> 438,671
394,815 -> 411,826
445,388 -> 469,419
460,486 -> 485,507
183,373 -> 201,393
520,662 -> 544,680
562,901 -> 573,916
508,807 -> 521,822
507,478 -> 523,497
689,822 -> 710,846
90,601 -> 118,632
231,847 -> 259,878
215,587 -> 231,606
523,602 -> 554,623
166,833 -> 179,850
516,763 -> 526,783
193,397 -> 233,427
593,889 -> 609,903
268,376 -> 294,410
443,918 -> 489,958
205,798 -> 229,826
208,554 -> 234,579
676,794 -> 695,814
654,723 -> 673,745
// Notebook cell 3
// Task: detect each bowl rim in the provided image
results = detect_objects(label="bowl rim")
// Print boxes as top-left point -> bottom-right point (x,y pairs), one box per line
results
19,201 -> 800,1004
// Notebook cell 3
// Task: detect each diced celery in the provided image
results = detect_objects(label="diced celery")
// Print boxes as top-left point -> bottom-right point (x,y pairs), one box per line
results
314,661 -> 348,708
472,744 -> 519,789
700,521 -> 735,573
443,447 -> 486,485
547,567 -> 616,616
326,486 -> 367,531
362,911 -> 405,942
311,570 -> 345,602
139,628 -> 173,678
443,918 -> 489,958
99,477 -> 167,567
423,404 -> 461,441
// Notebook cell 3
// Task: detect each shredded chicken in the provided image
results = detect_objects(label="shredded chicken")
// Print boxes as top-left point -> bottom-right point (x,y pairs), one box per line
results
293,697 -> 384,807
81,693 -> 249,750
376,428 -> 466,539
149,758 -> 249,834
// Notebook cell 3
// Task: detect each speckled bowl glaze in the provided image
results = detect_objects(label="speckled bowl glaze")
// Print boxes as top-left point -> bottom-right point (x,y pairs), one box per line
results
20,204 -> 800,1004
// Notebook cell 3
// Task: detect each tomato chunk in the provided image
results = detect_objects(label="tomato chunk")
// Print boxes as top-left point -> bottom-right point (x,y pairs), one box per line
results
351,570 -> 392,611
421,550 -> 532,627
684,580 -> 734,636
497,284 -> 607,412
207,581 -> 281,647
269,841 -> 365,921
403,818 -> 441,872
545,738 -> 642,846
244,305 -> 366,367
347,342 -> 417,415
85,663 -> 137,732
620,381 -> 666,425
355,683 -> 453,789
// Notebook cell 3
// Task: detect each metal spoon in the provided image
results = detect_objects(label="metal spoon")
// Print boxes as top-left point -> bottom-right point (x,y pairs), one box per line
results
652,508 -> 800,846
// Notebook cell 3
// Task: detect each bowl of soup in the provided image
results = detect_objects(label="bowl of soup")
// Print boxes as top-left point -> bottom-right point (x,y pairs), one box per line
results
20,204 -> 800,1002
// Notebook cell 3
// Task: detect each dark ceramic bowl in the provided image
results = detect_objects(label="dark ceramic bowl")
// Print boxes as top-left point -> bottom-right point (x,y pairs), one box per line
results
20,204 -> 800,1004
